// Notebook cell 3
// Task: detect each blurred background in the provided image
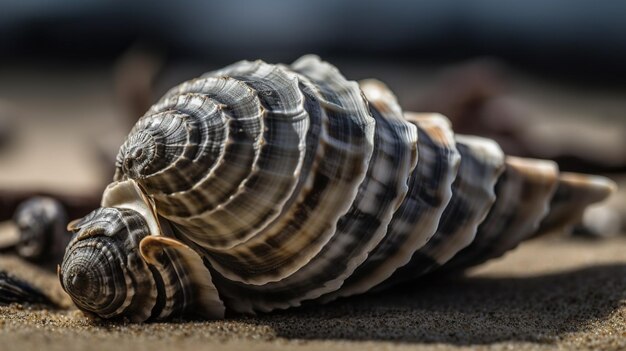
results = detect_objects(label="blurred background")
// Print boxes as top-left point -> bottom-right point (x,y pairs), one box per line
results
0,0 -> 625,235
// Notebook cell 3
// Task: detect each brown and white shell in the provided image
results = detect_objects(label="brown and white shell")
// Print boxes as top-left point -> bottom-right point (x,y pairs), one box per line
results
58,55 -> 616,322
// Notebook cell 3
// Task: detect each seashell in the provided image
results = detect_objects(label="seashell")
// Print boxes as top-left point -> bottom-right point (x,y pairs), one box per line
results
58,55 -> 616,322
0,197 -> 69,266
14,197 -> 69,263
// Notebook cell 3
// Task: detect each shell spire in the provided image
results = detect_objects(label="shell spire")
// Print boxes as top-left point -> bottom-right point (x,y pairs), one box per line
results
114,93 -> 229,194
59,55 -> 617,321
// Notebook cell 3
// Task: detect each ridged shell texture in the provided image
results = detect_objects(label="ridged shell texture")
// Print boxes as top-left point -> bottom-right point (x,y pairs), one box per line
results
59,55 -> 616,322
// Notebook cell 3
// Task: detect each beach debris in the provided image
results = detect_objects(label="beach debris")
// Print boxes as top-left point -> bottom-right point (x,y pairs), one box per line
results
0,189 -> 99,224
413,60 -> 626,173
10,197 -> 70,266
57,55 -> 615,322
0,195 -> 90,308
0,197 -> 89,271
0,270 -> 54,305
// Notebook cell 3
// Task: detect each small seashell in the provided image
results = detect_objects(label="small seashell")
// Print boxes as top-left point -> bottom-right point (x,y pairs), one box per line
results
13,197 -> 69,265
57,55 -> 616,322
0,197 -> 69,267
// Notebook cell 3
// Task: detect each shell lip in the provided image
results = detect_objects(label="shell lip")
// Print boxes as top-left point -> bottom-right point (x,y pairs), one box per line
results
100,179 -> 165,237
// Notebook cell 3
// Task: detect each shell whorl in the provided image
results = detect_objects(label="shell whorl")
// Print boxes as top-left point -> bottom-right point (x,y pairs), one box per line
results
60,55 -> 617,321
61,207 -> 156,321
115,92 -> 229,195
60,181 -> 224,321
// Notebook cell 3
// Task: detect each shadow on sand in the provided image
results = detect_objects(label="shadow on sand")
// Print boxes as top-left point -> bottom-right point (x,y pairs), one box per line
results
243,264 -> 626,345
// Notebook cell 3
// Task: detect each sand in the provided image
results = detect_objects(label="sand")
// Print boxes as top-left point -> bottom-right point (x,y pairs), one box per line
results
1,236 -> 625,351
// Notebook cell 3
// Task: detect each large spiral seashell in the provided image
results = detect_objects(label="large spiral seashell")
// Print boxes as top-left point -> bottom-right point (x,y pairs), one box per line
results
58,55 -> 616,322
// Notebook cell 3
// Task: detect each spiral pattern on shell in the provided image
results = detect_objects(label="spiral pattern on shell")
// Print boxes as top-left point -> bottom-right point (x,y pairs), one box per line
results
59,55 -> 616,322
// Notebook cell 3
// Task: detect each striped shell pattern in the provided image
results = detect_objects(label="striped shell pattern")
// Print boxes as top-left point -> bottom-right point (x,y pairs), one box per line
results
58,55 -> 615,322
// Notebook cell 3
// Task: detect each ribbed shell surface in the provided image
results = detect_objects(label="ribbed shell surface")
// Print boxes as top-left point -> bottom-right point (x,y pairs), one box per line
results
103,55 -> 616,317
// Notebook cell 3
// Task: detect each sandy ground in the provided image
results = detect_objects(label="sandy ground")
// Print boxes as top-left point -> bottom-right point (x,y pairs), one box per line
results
0,62 -> 624,350
0,237 -> 625,351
